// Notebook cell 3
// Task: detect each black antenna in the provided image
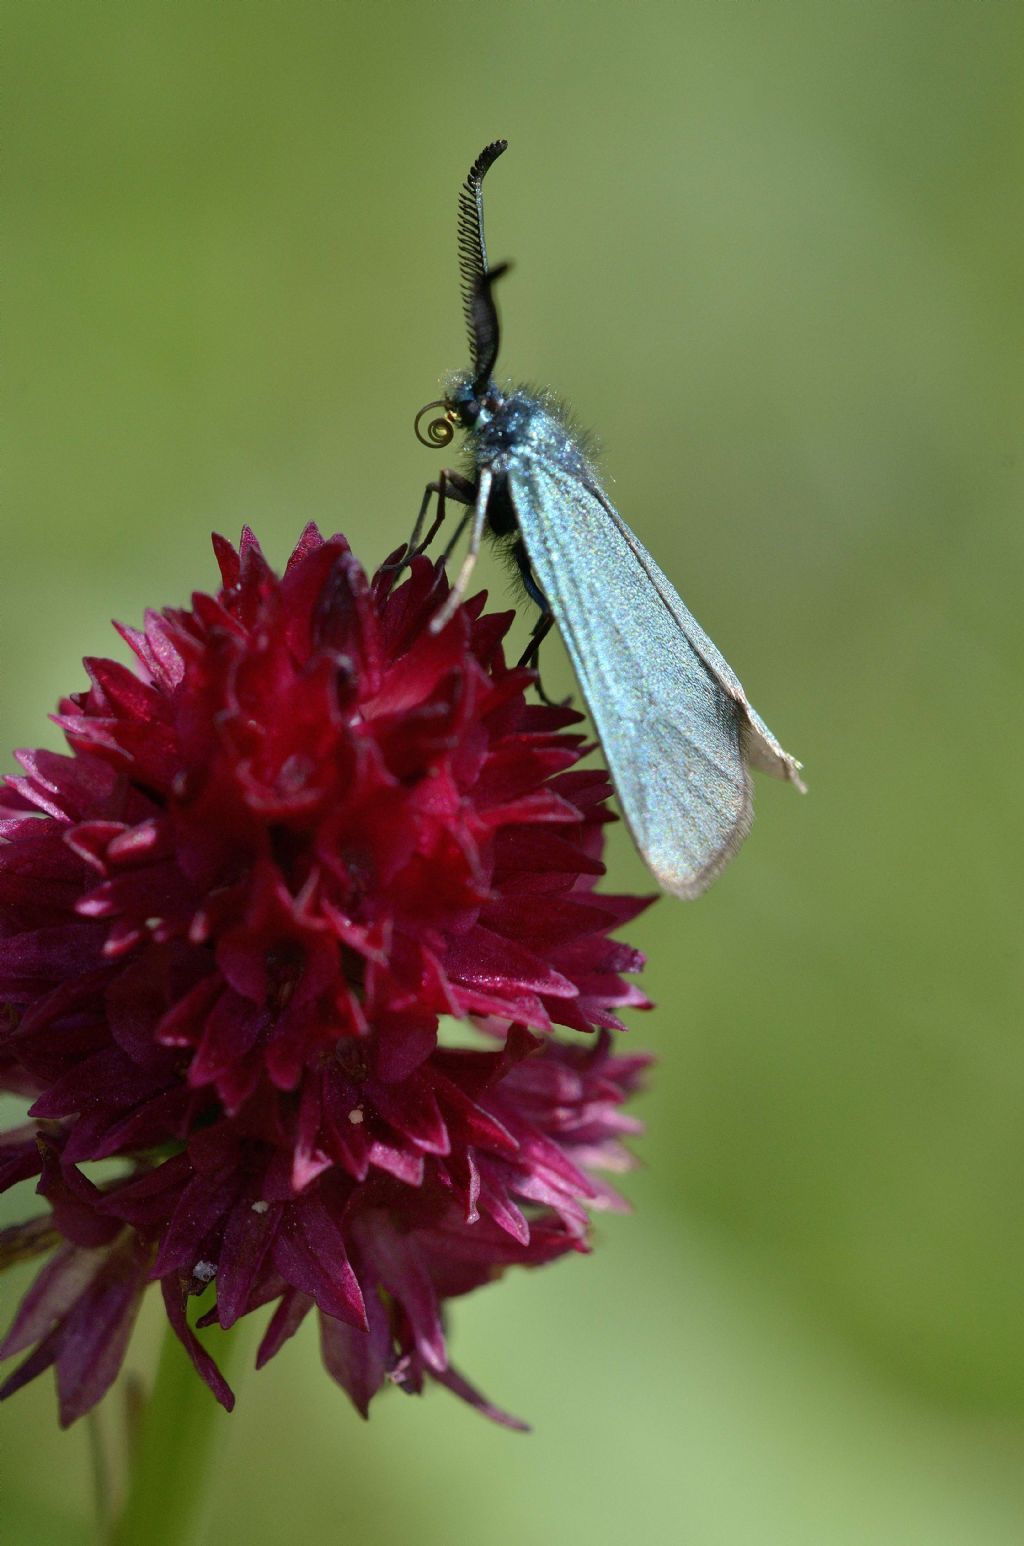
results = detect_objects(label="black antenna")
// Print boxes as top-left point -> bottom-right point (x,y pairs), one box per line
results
457,140 -> 508,385
467,262 -> 510,394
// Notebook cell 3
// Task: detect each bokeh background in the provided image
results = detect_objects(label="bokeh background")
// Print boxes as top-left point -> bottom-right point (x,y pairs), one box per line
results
4,3 -> 1023,1542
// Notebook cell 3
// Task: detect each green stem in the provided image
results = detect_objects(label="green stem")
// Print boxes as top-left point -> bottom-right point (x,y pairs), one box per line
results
110,1323 -> 235,1546
87,1407 -> 113,1545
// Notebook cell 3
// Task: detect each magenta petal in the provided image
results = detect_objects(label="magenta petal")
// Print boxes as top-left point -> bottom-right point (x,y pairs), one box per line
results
292,1077 -> 334,1191
432,1360 -> 529,1432
255,1288 -> 312,1367
0,922 -> 106,992
161,1274 -> 235,1412
215,1198 -> 281,1327
318,1286 -> 393,1418
152,1167 -> 241,1278
366,1140 -> 424,1186
37,1145 -> 121,1248
475,1163 -> 530,1244
0,1328 -> 63,1406
0,1125 -> 44,1191
369,1077 -> 450,1156
444,926 -> 578,1001
1,1234 -> 151,1426
358,1223 -> 446,1373
11,747 -> 120,821
52,1235 -> 151,1425
1,1244 -> 103,1359
271,1198 -> 367,1330
191,990 -> 265,1083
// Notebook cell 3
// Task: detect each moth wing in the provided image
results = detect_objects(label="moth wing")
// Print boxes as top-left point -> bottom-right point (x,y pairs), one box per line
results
586,480 -> 806,790
509,461 -> 800,899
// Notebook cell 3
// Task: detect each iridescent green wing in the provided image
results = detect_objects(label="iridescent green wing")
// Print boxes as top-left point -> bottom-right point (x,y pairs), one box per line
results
509,460 -> 801,898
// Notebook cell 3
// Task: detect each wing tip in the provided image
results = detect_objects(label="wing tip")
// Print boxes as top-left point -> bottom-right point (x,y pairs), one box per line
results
741,720 -> 807,794
649,773 -> 755,901
789,761 -> 808,796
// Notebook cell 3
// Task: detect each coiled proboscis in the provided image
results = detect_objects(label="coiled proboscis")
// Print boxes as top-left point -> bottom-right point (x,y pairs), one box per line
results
414,399 -> 456,449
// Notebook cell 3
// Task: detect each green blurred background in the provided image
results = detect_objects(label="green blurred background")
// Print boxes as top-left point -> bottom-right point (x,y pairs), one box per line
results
4,2 -> 1023,1542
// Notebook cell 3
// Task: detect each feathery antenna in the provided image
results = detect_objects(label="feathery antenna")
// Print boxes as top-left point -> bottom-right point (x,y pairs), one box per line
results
457,140 -> 508,383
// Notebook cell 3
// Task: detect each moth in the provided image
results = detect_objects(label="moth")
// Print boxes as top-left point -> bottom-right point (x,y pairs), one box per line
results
405,140 -> 804,898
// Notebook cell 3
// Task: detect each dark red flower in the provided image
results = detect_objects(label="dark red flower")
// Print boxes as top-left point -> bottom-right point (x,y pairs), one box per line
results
0,526 -> 652,1429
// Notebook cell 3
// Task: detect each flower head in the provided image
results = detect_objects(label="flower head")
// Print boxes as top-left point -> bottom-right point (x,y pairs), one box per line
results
0,526 -> 652,1428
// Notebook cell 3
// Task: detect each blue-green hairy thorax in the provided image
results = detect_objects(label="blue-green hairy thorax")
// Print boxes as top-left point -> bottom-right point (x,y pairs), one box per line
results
406,139 -> 805,901
447,374 -> 596,485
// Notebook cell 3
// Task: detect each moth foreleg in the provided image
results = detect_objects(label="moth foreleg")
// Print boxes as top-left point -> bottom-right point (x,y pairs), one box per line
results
383,469 -> 477,583
429,469 -> 493,634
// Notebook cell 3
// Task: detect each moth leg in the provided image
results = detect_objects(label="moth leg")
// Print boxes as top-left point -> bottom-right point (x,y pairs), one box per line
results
521,614 -> 567,707
429,468 -> 493,634
517,609 -> 553,670
512,541 -> 568,708
382,469 -> 477,583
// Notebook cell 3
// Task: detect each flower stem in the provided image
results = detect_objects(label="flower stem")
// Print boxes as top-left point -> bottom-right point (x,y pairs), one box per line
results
110,1324 -> 234,1546
87,1407 -> 113,1544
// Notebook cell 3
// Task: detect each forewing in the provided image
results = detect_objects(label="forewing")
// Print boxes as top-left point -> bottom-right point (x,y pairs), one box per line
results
509,462 -> 790,897
587,481 -> 805,790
